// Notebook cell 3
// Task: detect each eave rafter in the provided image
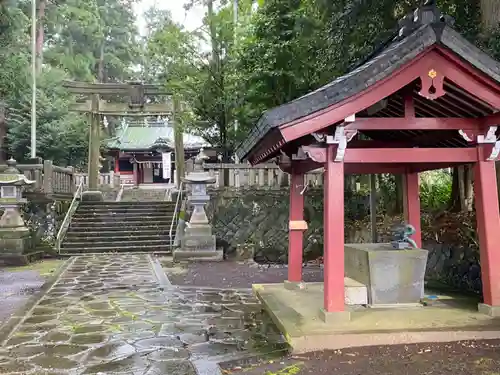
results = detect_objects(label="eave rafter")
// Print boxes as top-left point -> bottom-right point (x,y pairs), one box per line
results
277,49 -> 500,145
250,44 -> 500,166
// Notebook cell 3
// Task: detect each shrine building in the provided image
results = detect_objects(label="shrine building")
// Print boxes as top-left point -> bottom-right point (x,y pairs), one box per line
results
105,118 -> 216,186
237,4 -> 500,351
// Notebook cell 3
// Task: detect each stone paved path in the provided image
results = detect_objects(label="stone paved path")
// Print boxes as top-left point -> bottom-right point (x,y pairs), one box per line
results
0,254 -> 285,374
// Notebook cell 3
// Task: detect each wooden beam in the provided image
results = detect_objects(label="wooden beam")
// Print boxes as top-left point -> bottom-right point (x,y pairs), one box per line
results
279,49 -> 500,143
345,117 -> 480,131
344,147 -> 477,164
481,112 -> 500,127
69,100 -> 173,115
62,80 -> 170,95
284,160 -> 466,175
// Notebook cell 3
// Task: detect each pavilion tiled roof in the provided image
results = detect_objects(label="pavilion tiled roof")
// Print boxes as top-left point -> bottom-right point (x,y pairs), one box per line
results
105,119 -> 209,151
236,5 -> 500,161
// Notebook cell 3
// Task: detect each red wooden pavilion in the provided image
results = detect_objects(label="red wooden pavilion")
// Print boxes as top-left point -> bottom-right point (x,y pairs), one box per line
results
236,4 -> 500,321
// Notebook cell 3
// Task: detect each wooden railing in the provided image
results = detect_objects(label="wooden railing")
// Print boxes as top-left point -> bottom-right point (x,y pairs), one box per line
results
203,163 -> 324,188
74,172 -> 117,188
74,164 -> 324,189
0,159 -> 75,197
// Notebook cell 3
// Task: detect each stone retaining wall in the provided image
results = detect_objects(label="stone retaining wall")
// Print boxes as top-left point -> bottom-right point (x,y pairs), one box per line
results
21,199 -> 71,254
207,188 -> 481,294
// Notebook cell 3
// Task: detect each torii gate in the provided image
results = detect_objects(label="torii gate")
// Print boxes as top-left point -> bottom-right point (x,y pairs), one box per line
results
63,81 -> 183,200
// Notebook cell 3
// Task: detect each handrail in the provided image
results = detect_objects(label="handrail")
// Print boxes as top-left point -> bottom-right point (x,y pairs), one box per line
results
55,180 -> 83,253
169,182 -> 184,251
116,183 -> 125,202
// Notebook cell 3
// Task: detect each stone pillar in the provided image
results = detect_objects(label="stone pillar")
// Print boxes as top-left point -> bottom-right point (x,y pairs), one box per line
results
82,94 -> 103,201
403,170 -> 422,248
475,153 -> 500,317
320,144 -> 349,323
132,161 -> 138,187
285,166 -> 306,289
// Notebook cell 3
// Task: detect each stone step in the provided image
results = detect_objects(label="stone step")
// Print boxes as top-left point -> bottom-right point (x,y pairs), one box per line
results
59,244 -> 172,255
120,190 -> 168,202
71,215 -> 174,222
76,206 -> 175,215
73,213 -> 175,220
78,201 -> 176,208
65,229 -> 172,237
69,221 -> 173,229
75,207 -> 175,215
64,234 -> 171,243
68,223 -> 173,230
61,238 -> 170,249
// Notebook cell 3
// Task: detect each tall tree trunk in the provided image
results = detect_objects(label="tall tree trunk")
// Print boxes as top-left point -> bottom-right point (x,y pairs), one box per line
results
394,174 -> 403,215
173,97 -> 185,189
97,42 -> 105,83
464,165 -> 474,211
36,0 -> 46,73
449,166 -> 460,212
0,99 -> 6,163
457,165 -> 474,212
207,0 -> 228,184
480,0 -> 500,31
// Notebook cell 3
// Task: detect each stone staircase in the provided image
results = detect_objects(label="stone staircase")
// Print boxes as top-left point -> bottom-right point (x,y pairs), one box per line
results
60,201 -> 177,255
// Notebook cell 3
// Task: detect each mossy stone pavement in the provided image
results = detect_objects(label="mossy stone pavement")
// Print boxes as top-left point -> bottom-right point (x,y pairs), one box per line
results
0,254 -> 285,374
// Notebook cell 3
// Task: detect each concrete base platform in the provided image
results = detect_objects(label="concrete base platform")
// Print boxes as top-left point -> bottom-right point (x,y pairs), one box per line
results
253,282 -> 500,353
172,249 -> 223,262
0,250 -> 45,266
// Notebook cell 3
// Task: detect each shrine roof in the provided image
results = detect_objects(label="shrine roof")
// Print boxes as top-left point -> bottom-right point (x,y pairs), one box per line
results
105,119 -> 209,151
236,5 -> 500,162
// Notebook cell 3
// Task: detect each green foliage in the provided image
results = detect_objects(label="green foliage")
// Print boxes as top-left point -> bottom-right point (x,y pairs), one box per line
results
0,0 -> 140,168
420,170 -> 453,212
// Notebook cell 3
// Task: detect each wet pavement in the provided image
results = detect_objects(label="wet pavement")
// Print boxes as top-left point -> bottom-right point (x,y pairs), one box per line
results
0,270 -> 45,325
0,254 -> 286,374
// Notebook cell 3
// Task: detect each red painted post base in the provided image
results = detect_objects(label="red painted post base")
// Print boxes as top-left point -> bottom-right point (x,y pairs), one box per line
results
478,303 -> 500,317
319,308 -> 351,324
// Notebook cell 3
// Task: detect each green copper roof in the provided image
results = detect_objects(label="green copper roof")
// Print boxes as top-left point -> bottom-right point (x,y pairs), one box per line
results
105,120 -> 208,151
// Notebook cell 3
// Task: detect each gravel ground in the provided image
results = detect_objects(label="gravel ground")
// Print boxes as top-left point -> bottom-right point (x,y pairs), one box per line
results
161,260 -> 323,289
220,340 -> 500,374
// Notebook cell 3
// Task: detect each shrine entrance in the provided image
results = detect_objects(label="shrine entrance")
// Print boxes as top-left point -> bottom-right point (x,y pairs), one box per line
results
237,3 -> 500,351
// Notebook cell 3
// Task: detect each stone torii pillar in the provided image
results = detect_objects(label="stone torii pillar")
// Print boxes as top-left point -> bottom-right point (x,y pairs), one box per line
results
63,80 -> 173,200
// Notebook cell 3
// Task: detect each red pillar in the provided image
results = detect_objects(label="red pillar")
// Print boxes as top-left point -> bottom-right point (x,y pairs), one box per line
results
287,167 -> 306,285
403,170 -> 422,248
474,156 -> 500,311
323,144 -> 345,313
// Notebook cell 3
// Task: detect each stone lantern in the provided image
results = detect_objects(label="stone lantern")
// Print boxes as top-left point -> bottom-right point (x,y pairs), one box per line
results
173,148 -> 222,262
0,158 -> 36,263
